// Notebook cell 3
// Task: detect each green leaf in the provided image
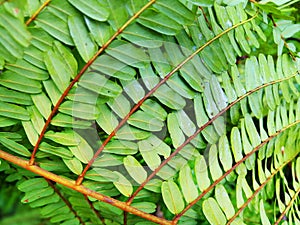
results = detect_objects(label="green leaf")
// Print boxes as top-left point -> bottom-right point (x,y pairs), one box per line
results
131,202 -> 157,214
168,73 -> 198,99
0,71 -> 42,94
116,125 -> 150,140
28,27 -> 54,51
44,130 -> 80,146
155,84 -> 186,110
203,82 -> 219,118
0,137 -> 31,157
59,101 -> 99,120
51,113 -> 92,129
68,0 -> 109,21
85,168 -> 118,182
79,72 -> 122,97
106,40 -> 149,68
162,180 -> 185,214
124,155 -> 147,184
107,94 -> 131,118
149,135 -> 171,159
209,9 -> 236,65
215,185 -> 235,219
245,114 -> 261,147
231,127 -> 243,162
168,113 -> 185,148
96,104 -> 118,134
121,23 -> 163,48
153,0 -> 195,25
139,136 -> 164,171
93,153 -> 123,167
209,144 -> 223,181
5,59 -> 49,80
104,140 -> 138,155
68,15 -> 97,62
140,99 -> 167,121
179,164 -> 198,203
21,186 -> 54,204
0,87 -> 32,105
91,55 -> 136,81
210,75 -> 228,110
36,11 -> 74,46
175,110 -> 196,137
0,8 -> 31,47
121,79 -> 145,103
44,50 -> 71,93
203,198 -> 226,225
104,0 -> 129,30
254,3 -> 294,20
63,157 -> 83,175
31,93 -> 52,119
241,119 -> 253,155
69,135 -> 94,163
128,110 -> 164,132
52,41 -> 78,79
138,9 -> 181,35
164,42 -> 204,92
195,155 -> 211,191
260,199 -> 271,225
68,86 -> 107,105
39,142 -> 73,159
194,94 -> 209,127
27,105 -> 44,135
202,125 -> 219,144
113,171 -> 133,197
18,178 -> 48,192
22,121 -> 38,146
140,64 -> 159,89
0,101 -> 30,120
0,132 -> 22,140
219,134 -> 232,171
0,26 -> 23,61
169,157 -> 187,172
30,194 -> 60,208
187,0 -> 214,6
85,17 -> 114,46
222,72 -> 237,103
43,80 -> 62,105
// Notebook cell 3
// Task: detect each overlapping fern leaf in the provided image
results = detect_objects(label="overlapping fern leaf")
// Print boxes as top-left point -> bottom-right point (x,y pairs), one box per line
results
0,0 -> 299,224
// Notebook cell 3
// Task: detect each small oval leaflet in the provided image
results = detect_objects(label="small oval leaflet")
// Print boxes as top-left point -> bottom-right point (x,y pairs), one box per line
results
124,155 -> 147,184
161,180 -> 185,214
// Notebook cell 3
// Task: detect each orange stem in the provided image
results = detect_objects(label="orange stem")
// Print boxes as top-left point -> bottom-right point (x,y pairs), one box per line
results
25,0 -> 51,26
0,149 -> 172,225
29,0 -> 156,165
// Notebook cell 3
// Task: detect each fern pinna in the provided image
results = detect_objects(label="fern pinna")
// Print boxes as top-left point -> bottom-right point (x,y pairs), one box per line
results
0,0 -> 299,225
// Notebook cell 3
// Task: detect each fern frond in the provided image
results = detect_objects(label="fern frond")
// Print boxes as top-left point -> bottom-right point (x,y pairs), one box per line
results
0,0 -> 299,224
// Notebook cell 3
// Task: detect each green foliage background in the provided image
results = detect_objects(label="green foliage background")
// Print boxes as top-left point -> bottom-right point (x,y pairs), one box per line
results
0,0 -> 299,224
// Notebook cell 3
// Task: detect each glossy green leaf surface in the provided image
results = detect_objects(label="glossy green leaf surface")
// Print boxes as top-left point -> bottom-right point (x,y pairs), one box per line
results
162,180 -> 185,214
124,155 -> 147,184
68,0 -> 109,21
68,15 -> 97,62
203,198 -> 227,225
0,1 -> 299,225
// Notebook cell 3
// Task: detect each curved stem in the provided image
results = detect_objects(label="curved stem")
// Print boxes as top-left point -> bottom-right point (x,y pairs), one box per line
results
25,0 -> 51,26
46,179 -> 86,225
0,150 -> 172,225
29,0 -> 156,165
274,187 -> 300,225
83,194 -> 106,225
127,73 -> 298,205
76,13 -> 259,185
226,151 -> 299,225
173,120 -> 300,223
